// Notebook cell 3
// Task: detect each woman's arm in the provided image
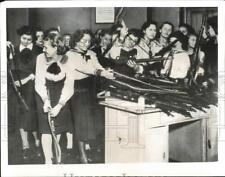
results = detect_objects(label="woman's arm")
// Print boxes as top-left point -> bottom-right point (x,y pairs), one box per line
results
58,65 -> 74,106
35,54 -> 48,102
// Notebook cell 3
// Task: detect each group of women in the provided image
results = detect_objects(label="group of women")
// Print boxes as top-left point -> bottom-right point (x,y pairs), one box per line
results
7,15 -> 218,164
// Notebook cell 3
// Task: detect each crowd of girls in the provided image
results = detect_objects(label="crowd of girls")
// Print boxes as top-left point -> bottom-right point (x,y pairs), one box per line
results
7,15 -> 217,164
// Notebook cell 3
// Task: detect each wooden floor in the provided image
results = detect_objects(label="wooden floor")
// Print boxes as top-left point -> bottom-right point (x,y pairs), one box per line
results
8,125 -> 105,164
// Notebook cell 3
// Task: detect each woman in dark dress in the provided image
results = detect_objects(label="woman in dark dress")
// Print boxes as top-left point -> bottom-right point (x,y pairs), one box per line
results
12,25 -> 40,160
66,29 -> 114,163
33,27 -> 44,56
187,33 -> 205,84
35,33 -> 74,164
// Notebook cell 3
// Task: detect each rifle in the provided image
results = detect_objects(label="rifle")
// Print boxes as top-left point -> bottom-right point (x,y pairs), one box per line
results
190,14 -> 207,86
112,56 -> 172,65
7,43 -> 29,111
154,39 -> 178,56
8,69 -> 29,111
47,90 -> 61,164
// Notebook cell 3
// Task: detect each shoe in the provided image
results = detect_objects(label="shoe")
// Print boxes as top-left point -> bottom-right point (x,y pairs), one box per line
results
22,148 -> 29,160
36,146 -> 42,157
66,149 -> 73,157
78,141 -> 89,164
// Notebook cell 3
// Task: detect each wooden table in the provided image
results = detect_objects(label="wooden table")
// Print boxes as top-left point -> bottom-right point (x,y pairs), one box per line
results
100,97 -> 217,163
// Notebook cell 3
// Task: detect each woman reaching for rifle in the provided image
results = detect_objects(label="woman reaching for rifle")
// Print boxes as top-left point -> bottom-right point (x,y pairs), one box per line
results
66,29 -> 114,163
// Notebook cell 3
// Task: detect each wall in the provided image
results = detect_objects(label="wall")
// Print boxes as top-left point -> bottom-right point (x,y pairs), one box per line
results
150,7 -> 180,30
91,7 -> 147,31
7,8 -> 29,46
7,7 -> 147,45
29,8 -> 92,35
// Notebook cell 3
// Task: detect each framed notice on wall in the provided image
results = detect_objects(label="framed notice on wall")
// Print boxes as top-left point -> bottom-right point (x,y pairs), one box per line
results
96,7 -> 115,23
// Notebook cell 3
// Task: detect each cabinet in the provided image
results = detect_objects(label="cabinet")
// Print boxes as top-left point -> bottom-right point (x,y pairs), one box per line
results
100,98 -> 217,163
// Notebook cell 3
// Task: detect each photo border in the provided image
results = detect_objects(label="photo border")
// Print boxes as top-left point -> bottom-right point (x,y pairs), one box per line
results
1,0 -> 225,176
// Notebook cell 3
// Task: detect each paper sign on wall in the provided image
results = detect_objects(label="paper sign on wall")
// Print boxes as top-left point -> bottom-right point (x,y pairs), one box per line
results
96,7 -> 114,23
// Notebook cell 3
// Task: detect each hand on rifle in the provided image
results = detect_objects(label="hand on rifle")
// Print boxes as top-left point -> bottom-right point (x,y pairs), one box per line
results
7,41 -> 14,49
101,69 -> 115,80
14,80 -> 21,87
127,60 -> 136,68
43,99 -> 52,113
50,104 -> 63,117
14,74 -> 35,87
29,74 -> 35,81
196,67 -> 205,76
127,60 -> 143,73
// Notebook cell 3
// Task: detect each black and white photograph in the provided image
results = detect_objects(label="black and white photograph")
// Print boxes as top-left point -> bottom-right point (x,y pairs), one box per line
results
1,0 -> 225,176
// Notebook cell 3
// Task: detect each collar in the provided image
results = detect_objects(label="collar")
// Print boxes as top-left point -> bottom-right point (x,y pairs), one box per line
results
142,38 -> 151,46
19,43 -> 33,52
173,49 -> 185,54
71,48 -> 91,61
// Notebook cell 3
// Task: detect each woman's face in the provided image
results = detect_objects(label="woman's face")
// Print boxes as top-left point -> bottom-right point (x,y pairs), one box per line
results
124,34 -> 138,49
160,24 -> 172,39
100,33 -> 112,48
179,26 -> 188,36
77,33 -> 91,52
63,35 -> 71,47
188,35 -> 197,49
144,24 -> 157,40
43,40 -> 57,58
20,34 -> 32,47
36,31 -> 44,44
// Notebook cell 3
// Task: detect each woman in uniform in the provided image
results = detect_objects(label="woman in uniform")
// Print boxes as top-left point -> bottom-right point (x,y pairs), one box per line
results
13,25 -> 40,160
187,32 -> 205,84
66,29 -> 114,163
167,31 -> 191,83
105,29 -> 143,77
35,33 -> 74,164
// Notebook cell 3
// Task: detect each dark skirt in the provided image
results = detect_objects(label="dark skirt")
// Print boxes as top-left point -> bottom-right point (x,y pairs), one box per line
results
36,78 -> 73,135
18,80 -> 38,131
70,77 -> 96,142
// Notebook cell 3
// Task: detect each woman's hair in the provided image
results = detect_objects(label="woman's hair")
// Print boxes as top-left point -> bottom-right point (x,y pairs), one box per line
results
159,21 -> 174,31
16,25 -> 34,38
44,33 -> 68,63
155,21 -> 174,39
207,15 -> 218,34
72,29 -> 93,46
179,23 -> 196,35
44,27 -> 60,37
141,21 -> 157,38
141,21 -> 157,31
126,28 -> 142,44
169,31 -> 188,50
99,29 -> 112,37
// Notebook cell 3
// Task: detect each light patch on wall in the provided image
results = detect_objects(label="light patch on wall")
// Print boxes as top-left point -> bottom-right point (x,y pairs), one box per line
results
96,7 -> 114,23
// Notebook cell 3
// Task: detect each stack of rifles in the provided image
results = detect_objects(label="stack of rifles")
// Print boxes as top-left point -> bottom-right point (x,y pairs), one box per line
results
104,70 -> 217,118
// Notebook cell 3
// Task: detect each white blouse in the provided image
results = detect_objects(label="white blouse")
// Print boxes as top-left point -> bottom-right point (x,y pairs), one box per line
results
169,51 -> 191,79
66,50 -> 105,80
135,38 -> 151,59
35,53 -> 74,105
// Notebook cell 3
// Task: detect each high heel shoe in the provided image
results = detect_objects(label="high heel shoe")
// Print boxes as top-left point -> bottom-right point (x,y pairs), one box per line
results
78,141 -> 89,164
